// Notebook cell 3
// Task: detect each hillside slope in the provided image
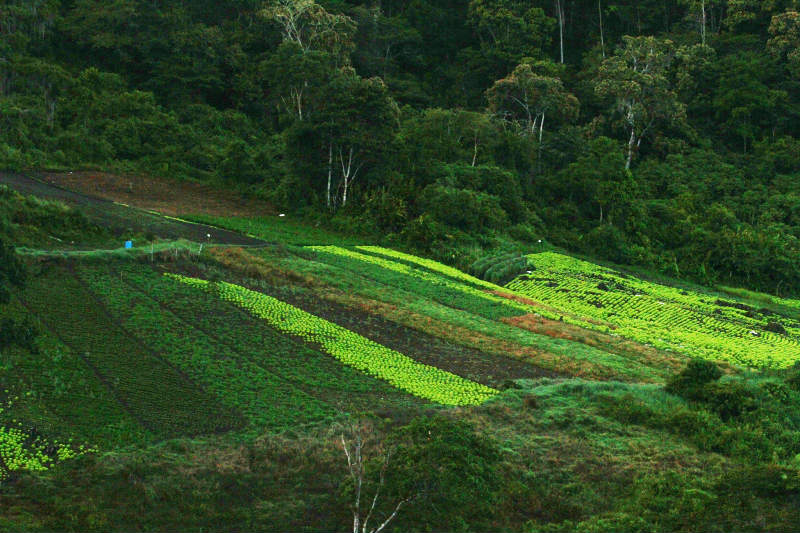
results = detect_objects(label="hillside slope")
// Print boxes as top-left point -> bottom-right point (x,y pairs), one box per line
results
0,176 -> 799,532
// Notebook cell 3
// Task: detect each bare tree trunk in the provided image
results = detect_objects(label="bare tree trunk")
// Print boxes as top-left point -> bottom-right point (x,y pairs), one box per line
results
339,146 -> 362,208
471,132 -> 478,167
626,126 -> 636,170
537,111 -> 545,173
339,420 -> 416,533
327,141 -> 333,209
539,111 -> 545,144
555,0 -> 565,63
701,0 -> 707,45
598,0 -> 606,58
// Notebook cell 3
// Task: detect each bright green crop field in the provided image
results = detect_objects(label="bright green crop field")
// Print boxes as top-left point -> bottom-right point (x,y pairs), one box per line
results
506,252 -> 800,368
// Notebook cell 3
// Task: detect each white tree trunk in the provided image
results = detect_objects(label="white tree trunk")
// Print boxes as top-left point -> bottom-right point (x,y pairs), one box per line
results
339,146 -> 362,208
598,0 -> 605,58
339,423 -> 415,533
701,0 -> 707,45
556,0 -> 565,63
626,125 -> 636,170
327,141 -> 333,209
539,111 -> 545,144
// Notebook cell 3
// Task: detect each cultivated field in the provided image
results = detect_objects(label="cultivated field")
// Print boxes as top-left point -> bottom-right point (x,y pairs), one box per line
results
2,175 -> 800,532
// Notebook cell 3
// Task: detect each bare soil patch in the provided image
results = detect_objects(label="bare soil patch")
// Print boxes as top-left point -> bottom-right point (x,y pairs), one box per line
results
40,171 -> 273,217
0,172 -> 266,246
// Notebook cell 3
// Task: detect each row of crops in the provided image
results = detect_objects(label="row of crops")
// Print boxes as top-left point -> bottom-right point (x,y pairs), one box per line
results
505,253 -> 800,368
104,265 -> 420,416
299,245 -> 674,381
305,245 -> 800,369
0,393 -> 92,482
306,246 -> 530,320
168,274 -> 499,406
1,258 -> 501,480
19,268 -> 241,439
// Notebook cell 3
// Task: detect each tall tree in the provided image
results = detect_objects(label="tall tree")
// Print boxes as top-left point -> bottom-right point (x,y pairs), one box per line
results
486,60 -> 579,143
467,0 -> 556,72
594,36 -> 686,169
290,70 -> 399,209
262,0 -> 355,64
768,9 -> 800,78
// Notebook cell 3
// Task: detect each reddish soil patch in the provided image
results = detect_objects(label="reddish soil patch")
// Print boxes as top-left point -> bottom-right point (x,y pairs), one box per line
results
489,290 -> 613,328
40,171 -> 274,217
502,314 -> 685,373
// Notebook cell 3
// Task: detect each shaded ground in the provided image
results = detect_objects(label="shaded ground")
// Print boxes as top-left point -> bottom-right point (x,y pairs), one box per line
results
40,171 -> 273,217
0,172 -> 267,246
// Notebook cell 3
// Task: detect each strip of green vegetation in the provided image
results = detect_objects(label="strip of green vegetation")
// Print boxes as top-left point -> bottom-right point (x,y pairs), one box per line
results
506,253 -> 800,368
182,214 -> 367,246
355,245 -> 502,290
115,264 -> 422,412
169,274 -> 498,406
20,267 -> 237,438
307,245 -> 529,320
77,265 -> 330,432
15,239 -> 203,260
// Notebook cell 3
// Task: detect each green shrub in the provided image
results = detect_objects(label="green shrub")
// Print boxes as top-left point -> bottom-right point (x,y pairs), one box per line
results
702,380 -> 759,421
584,224 -> 637,265
419,185 -> 509,232
484,256 -> 529,285
665,359 -> 723,400
400,214 -> 450,251
469,252 -> 519,278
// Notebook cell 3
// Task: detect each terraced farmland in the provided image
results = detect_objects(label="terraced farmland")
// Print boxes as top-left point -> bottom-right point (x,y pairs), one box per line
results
505,253 -> 800,368
169,274 -> 498,406
298,245 -> 679,381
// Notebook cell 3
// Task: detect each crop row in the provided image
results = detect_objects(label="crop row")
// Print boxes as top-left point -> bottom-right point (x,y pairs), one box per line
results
506,253 -> 800,368
0,396 -> 92,481
355,246 -> 502,291
2,296 -> 151,448
21,267 -> 238,438
247,247 -> 659,381
116,265 -> 419,411
78,266 -> 331,431
168,274 -> 499,406
307,246 -> 531,320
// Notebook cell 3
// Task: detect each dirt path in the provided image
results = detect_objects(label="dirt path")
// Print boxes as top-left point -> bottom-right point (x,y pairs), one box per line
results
0,172 -> 268,246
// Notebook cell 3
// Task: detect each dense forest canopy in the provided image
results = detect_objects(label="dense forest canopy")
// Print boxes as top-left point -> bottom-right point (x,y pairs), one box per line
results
2,0 -> 800,294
